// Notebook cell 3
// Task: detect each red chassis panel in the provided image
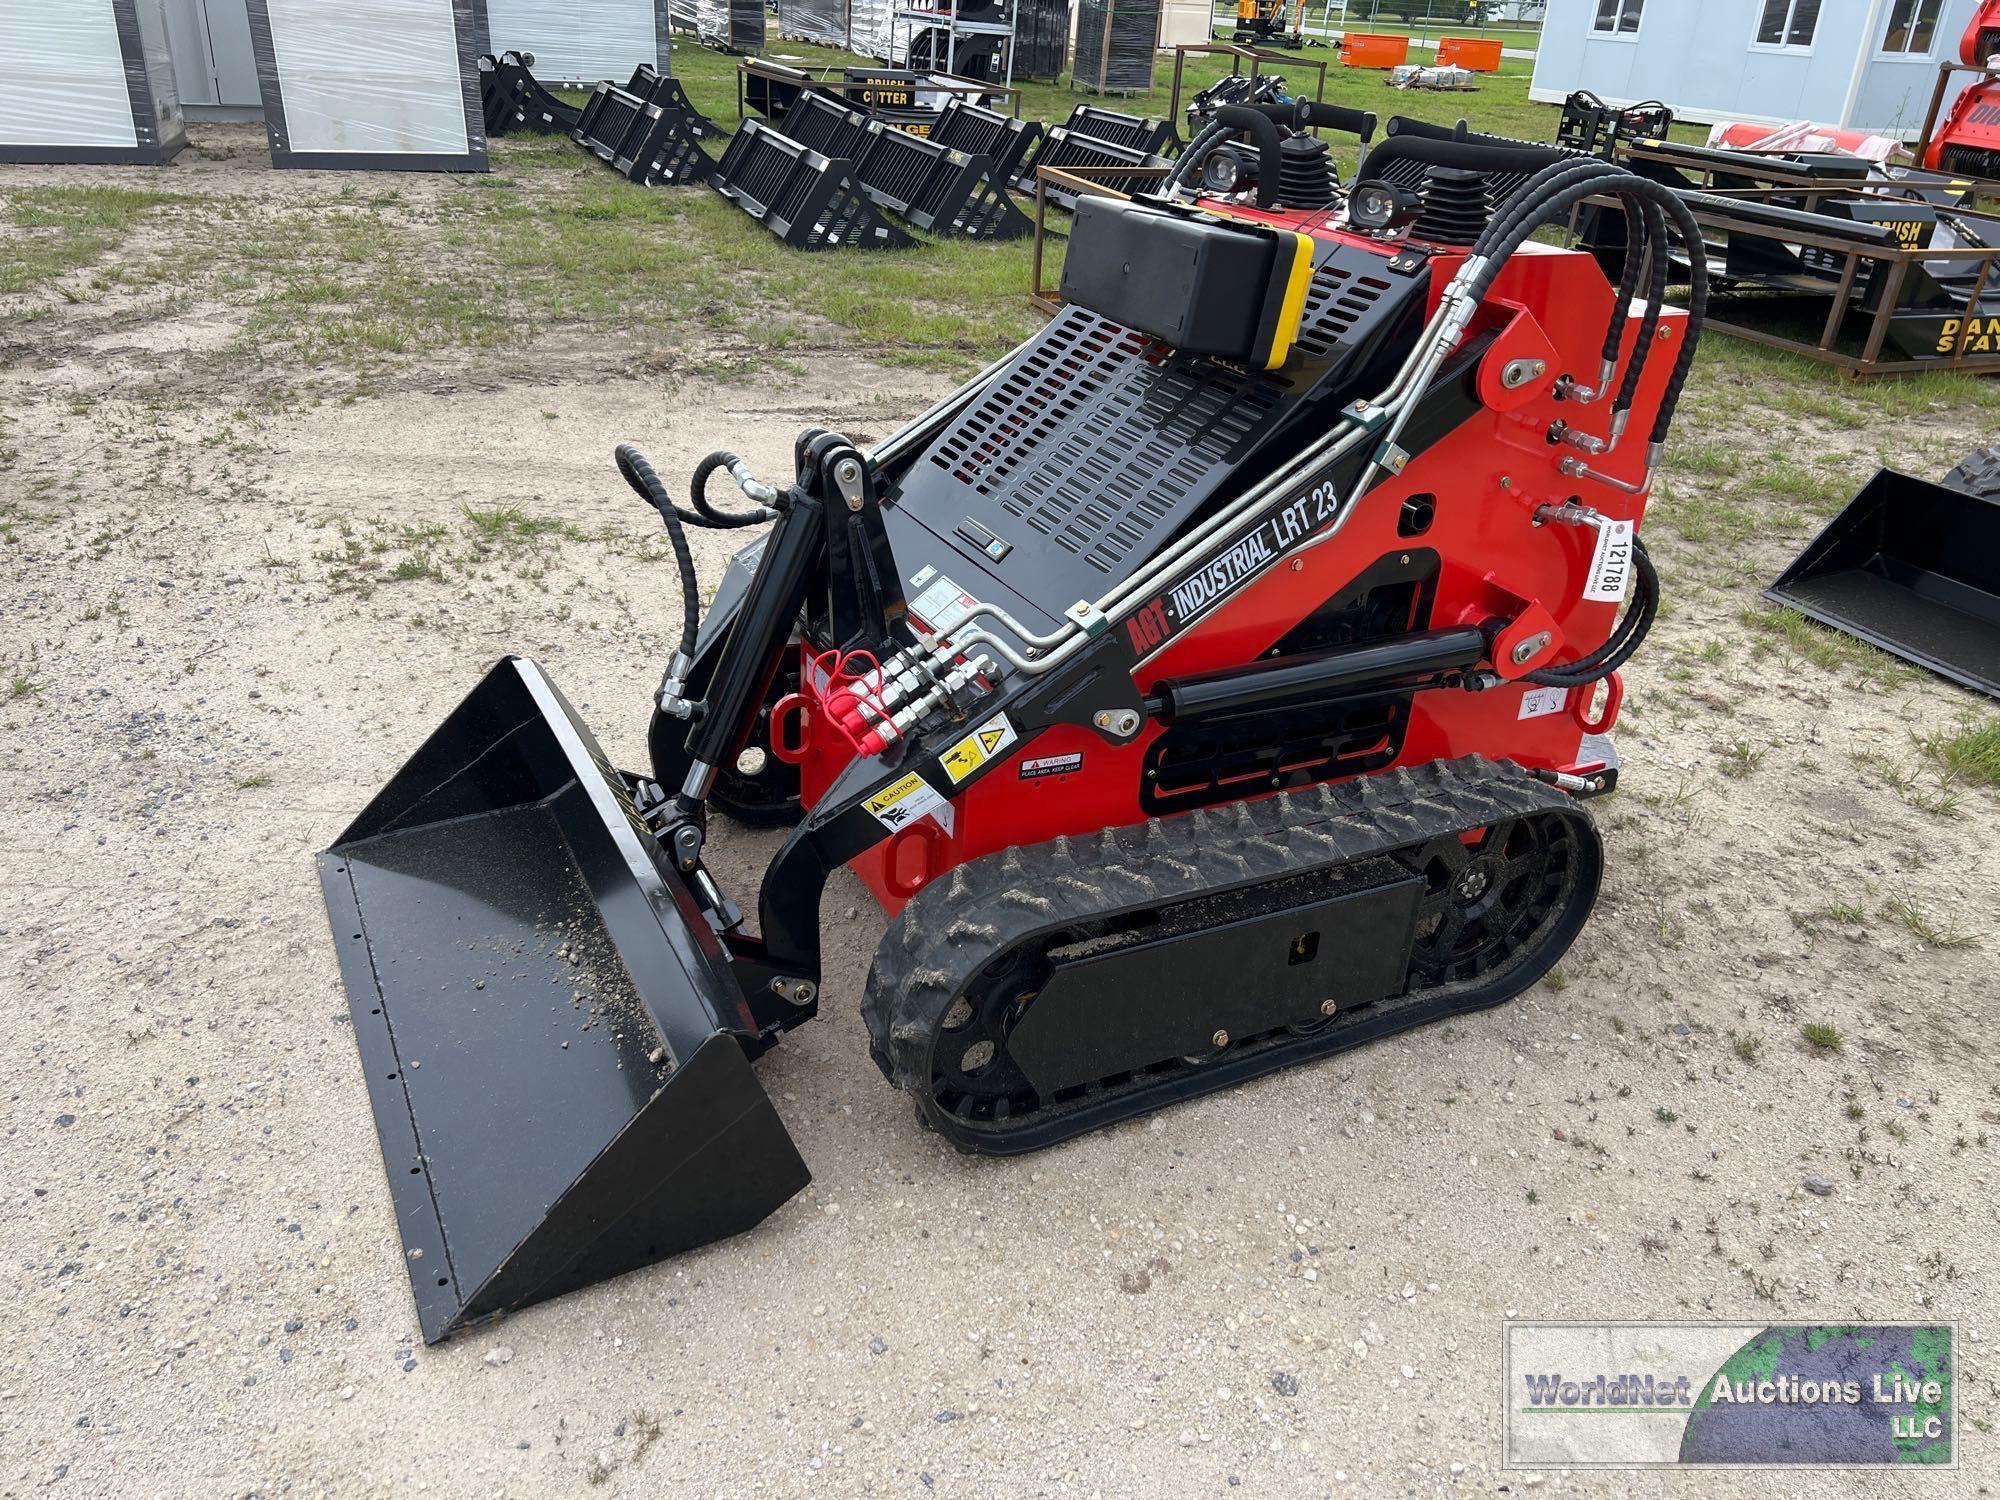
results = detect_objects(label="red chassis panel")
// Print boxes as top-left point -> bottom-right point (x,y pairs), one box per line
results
1924,3 -> 2000,171
1925,82 -> 2000,171
804,228 -> 1682,913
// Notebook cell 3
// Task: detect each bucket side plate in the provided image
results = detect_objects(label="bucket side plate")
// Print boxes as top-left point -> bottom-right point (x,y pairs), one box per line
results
319,658 -> 810,1342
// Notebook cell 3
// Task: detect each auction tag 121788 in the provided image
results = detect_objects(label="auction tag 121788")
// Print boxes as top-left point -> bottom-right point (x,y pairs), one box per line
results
1585,519 -> 1635,603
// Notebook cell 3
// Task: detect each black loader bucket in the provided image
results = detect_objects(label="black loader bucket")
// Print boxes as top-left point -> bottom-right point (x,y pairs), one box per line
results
316,658 -> 809,1343
1766,468 -> 2000,700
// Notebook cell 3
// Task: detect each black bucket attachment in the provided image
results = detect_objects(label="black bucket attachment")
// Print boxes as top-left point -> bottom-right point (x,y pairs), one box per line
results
851,119 -> 1032,240
317,658 -> 809,1343
780,91 -> 875,159
1011,125 -> 1172,206
929,98 -> 1043,184
574,83 -> 713,187
480,52 -> 582,137
1765,468 -> 2000,699
711,120 -> 917,250
625,64 -> 724,140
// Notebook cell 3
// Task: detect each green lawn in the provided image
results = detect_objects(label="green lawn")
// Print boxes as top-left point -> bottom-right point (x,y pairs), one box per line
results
501,32 -> 1705,371
6,33 -> 1991,429
664,33 -> 1582,165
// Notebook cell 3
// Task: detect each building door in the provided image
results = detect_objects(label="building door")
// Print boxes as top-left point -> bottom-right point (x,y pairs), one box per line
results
164,0 -> 261,110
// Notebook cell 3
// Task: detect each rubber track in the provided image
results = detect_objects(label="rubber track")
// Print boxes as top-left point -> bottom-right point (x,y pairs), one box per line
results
1944,446 -> 2000,501
861,755 -> 1599,1153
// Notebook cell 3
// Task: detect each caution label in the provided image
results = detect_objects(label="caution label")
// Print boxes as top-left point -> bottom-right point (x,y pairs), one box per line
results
941,713 -> 1017,784
1019,751 -> 1083,779
1518,686 -> 1569,721
910,573 -> 978,635
862,771 -> 953,836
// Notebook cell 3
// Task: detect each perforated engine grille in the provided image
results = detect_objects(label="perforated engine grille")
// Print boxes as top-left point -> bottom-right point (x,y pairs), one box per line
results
890,238 -> 1424,616
928,311 -> 1279,576
1293,261 -> 1395,360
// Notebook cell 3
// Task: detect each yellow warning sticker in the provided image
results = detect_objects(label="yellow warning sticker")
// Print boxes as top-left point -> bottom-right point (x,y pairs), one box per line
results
862,771 -> 952,835
940,714 -> 1017,784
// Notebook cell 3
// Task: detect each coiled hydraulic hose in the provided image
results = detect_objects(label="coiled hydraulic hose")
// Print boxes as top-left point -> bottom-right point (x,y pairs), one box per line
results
1459,169 -> 1709,448
1447,166 -> 1692,685
615,443 -> 702,662
1167,121 -> 1231,192
1523,536 -> 1658,689
687,450 -> 781,528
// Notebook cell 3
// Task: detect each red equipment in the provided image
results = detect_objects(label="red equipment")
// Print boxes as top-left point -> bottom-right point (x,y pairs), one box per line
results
320,102 -> 1712,1341
806,226 -> 1677,912
1925,0 -> 2000,176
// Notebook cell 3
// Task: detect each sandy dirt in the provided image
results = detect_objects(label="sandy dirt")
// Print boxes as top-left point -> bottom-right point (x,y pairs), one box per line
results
3,150 -> 1998,1500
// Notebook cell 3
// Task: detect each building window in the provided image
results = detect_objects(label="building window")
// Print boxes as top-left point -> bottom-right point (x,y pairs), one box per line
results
1755,0 -> 1821,47
1881,0 -> 1941,54
1592,0 -> 1643,35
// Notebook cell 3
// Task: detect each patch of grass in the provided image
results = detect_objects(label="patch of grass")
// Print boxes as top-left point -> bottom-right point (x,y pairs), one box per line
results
1801,1022 -> 1845,1053
1654,1106 -> 1679,1124
1739,604 -> 1909,683
1717,738 -> 1766,779
1883,894 -> 1982,950
1856,750 -> 1963,818
235,772 -> 273,790
1760,458 -> 1854,519
462,505 -> 586,544
1920,718 -> 2000,789
1732,1033 -> 1763,1066
2,185 -> 180,295
1648,482 -> 1765,547
389,554 -> 443,583
1660,441 -> 1745,480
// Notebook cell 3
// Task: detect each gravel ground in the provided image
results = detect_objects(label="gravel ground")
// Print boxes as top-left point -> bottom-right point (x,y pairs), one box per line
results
3,156 -> 1997,1499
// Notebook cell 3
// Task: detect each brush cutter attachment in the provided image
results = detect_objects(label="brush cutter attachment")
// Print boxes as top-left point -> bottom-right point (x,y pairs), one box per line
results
317,657 -> 808,1343
1766,460 -> 2000,699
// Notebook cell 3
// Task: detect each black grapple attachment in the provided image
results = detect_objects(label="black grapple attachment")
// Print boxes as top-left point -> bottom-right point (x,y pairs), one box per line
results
318,658 -> 808,1343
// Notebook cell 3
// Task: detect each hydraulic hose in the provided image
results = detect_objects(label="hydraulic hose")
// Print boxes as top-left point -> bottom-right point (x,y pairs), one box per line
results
614,442 -> 701,661
1167,120 -> 1231,191
1602,199 -> 1648,374
1612,200 -> 1673,417
1460,170 -> 1708,447
1524,536 -> 1658,688
1475,155 -> 1623,259
687,450 -> 780,527
1472,158 -> 1677,424
1212,105 -> 1284,208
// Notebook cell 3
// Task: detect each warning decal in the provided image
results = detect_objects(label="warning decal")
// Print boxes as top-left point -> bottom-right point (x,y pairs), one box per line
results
1019,752 -> 1083,779
910,574 -> 979,635
862,771 -> 953,836
940,713 -> 1017,784
1518,686 -> 1569,721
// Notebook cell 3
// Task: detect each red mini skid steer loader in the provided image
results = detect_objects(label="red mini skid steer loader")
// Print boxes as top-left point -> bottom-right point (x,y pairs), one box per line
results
1925,0 -> 2000,179
320,104 -> 1717,1342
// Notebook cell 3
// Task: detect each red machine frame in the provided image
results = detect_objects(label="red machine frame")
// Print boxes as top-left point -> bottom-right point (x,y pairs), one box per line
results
785,212 -> 1679,912
1920,0 -> 2000,175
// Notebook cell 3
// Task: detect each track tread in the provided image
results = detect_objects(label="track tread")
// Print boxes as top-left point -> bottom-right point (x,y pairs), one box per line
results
1943,446 -> 2000,502
860,756 -> 1596,1152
